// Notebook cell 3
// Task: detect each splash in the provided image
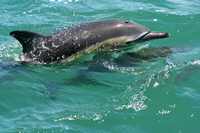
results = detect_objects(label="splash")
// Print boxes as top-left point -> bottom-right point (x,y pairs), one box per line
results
115,92 -> 148,112
0,40 -> 22,61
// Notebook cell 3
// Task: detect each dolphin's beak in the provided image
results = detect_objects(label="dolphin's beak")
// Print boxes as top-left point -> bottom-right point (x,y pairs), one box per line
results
141,32 -> 170,42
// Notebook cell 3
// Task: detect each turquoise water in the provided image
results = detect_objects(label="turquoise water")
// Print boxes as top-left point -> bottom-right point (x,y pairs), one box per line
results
1,0 -> 200,132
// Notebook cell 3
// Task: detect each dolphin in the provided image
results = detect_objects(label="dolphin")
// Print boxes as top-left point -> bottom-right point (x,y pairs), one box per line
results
10,19 -> 170,64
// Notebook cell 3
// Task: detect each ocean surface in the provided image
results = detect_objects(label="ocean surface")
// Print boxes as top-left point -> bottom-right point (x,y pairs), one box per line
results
1,0 -> 200,132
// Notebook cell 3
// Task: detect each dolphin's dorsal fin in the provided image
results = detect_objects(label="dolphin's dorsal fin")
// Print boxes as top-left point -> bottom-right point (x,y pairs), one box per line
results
10,30 -> 47,53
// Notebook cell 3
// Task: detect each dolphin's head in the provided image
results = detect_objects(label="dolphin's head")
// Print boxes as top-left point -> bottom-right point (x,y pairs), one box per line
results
110,20 -> 170,44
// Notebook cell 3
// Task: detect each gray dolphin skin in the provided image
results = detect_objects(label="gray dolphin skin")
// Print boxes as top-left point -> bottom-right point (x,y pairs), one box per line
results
10,19 -> 170,64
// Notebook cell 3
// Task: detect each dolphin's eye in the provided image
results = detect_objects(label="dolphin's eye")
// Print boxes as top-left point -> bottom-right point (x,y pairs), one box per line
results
125,21 -> 129,24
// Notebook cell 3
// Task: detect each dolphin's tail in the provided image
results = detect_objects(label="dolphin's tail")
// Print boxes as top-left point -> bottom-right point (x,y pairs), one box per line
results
10,30 -> 48,53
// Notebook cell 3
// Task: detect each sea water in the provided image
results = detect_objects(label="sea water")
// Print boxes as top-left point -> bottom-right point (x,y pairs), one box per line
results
0,0 -> 200,132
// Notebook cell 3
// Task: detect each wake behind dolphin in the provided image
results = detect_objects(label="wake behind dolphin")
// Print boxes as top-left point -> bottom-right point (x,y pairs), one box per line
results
10,19 -> 170,64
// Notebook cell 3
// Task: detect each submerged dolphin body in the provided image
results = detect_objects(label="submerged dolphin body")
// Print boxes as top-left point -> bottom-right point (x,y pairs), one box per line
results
10,19 -> 170,64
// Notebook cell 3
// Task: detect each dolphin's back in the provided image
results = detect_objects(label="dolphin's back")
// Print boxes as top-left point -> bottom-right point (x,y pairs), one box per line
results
54,19 -> 150,46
